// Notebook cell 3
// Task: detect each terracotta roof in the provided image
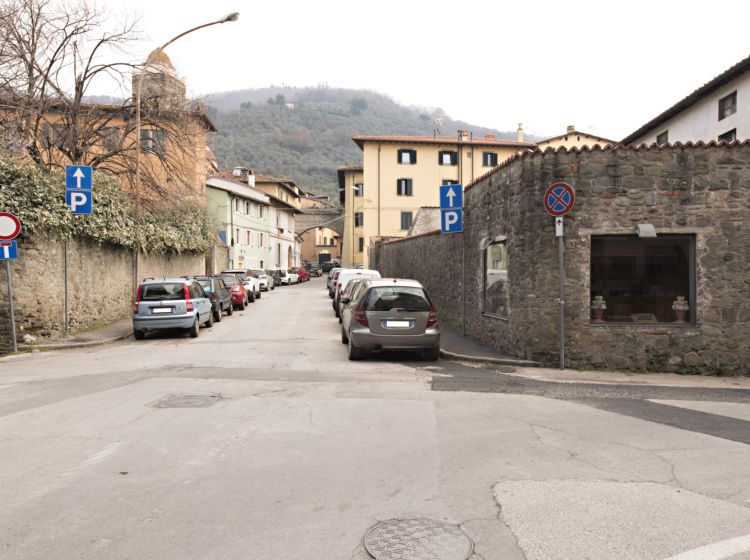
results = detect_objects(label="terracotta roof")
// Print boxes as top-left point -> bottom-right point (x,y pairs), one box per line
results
254,173 -> 297,187
464,138 -> 749,191
622,53 -> 750,144
336,165 -> 363,172
352,135 -> 535,150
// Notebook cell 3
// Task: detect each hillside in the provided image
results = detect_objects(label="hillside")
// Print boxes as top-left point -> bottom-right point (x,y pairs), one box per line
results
203,86 -> 530,200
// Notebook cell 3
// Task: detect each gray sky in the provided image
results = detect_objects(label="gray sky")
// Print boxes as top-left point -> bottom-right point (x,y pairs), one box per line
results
96,0 -> 750,140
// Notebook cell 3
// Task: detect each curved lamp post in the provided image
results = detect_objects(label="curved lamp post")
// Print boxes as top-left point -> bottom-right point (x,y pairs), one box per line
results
132,12 -> 239,288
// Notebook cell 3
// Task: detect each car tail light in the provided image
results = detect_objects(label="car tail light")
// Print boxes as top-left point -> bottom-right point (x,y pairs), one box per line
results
133,285 -> 142,314
185,283 -> 193,312
354,304 -> 369,327
210,292 -> 217,302
426,306 -> 439,328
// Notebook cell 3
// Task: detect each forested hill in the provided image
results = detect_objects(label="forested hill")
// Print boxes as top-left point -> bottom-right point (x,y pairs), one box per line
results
202,86 -> 529,200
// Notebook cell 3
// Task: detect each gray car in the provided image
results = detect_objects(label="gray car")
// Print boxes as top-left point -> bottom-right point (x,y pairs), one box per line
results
133,278 -> 213,340
340,278 -> 440,361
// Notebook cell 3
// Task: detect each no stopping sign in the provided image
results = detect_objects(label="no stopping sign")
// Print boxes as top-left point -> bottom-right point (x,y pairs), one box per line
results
0,212 -> 21,241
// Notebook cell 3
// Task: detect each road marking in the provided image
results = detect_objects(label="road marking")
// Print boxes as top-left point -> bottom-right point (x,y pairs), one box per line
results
665,534 -> 750,559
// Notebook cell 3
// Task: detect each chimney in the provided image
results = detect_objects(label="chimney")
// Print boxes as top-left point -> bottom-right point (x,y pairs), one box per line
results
567,125 -> 575,133
458,129 -> 469,142
517,123 -> 524,143
485,134 -> 496,141
232,166 -> 250,183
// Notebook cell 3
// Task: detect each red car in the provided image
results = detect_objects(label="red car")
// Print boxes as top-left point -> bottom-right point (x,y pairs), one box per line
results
297,267 -> 310,282
219,273 -> 248,310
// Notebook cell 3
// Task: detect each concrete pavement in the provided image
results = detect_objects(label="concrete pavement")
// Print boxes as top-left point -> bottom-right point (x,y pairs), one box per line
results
2,277 -> 750,560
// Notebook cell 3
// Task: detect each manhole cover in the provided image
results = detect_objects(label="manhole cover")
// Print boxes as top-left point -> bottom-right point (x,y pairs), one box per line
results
151,393 -> 222,408
364,518 -> 473,560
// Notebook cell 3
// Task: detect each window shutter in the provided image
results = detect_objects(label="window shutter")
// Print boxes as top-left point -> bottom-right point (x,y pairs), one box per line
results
411,150 -> 416,164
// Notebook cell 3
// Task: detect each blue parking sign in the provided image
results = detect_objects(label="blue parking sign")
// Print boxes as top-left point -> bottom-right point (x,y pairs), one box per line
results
439,184 -> 463,209
65,165 -> 93,190
0,240 -> 18,260
441,208 -> 463,233
66,189 -> 93,214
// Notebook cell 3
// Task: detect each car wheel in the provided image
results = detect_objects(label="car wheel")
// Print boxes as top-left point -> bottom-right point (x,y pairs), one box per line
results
226,304 -> 234,316
340,325 -> 348,344
338,313 -> 342,324
423,347 -> 440,361
237,301 -> 245,311
204,312 -> 214,328
189,319 -> 199,338
256,290 -> 261,299
248,292 -> 255,303
348,338 -> 364,360
133,329 -> 145,340
213,308 -> 222,322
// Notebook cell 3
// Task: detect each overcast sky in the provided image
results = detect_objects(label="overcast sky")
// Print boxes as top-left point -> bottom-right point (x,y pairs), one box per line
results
96,0 -> 750,140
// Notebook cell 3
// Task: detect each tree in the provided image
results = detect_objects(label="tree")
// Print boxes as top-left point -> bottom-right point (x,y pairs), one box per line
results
0,0 -> 212,206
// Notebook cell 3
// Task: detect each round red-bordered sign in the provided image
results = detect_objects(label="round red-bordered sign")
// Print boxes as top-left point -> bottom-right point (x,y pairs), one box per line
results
543,182 -> 575,217
0,212 -> 21,241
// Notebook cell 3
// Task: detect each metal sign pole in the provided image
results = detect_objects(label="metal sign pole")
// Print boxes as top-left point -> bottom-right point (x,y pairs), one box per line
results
557,217 -> 565,370
5,260 -> 17,353
63,240 -> 69,334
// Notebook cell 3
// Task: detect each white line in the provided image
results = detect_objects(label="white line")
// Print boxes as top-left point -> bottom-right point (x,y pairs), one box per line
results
665,534 -> 750,560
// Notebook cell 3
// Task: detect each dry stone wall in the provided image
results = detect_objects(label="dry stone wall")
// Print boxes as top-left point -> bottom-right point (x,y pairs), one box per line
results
378,143 -> 750,374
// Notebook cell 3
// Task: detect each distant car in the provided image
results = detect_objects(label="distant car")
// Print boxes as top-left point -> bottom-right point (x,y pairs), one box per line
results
272,267 -> 290,285
297,266 -> 310,282
222,269 -> 260,301
252,269 -> 273,291
133,278 -> 213,339
185,275 -> 233,322
340,278 -> 440,361
287,268 -> 300,284
327,268 -> 342,298
321,262 -> 335,273
333,268 -> 381,317
219,273 -> 249,310
305,263 -> 321,277
266,269 -> 282,287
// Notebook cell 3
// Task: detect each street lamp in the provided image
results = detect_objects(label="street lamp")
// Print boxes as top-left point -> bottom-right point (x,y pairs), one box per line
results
132,12 -> 239,288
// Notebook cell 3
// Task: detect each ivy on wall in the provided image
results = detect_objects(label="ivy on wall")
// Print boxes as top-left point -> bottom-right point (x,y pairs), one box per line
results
0,156 -> 213,254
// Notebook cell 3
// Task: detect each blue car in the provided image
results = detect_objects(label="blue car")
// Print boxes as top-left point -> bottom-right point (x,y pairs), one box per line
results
133,278 -> 213,339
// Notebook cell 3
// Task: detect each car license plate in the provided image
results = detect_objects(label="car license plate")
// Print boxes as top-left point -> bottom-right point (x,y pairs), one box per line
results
385,320 -> 411,328
151,307 -> 172,314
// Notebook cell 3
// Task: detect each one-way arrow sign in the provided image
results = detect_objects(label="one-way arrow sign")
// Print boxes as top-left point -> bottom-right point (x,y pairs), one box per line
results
439,184 -> 463,209
65,165 -> 92,190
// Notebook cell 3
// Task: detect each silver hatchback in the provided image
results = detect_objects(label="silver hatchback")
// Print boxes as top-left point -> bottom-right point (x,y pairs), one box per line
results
340,278 -> 440,361
132,278 -> 213,339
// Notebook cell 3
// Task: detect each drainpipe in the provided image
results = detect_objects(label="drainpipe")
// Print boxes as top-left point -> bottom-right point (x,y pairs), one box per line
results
377,143 -> 381,237
229,195 -> 235,268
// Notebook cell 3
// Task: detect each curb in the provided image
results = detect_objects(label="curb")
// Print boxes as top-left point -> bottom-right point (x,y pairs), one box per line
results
439,348 -> 541,367
19,332 -> 132,352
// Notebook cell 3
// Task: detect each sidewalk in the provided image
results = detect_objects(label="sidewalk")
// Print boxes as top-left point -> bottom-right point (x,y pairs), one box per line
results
19,318 -> 132,352
439,324 -> 750,389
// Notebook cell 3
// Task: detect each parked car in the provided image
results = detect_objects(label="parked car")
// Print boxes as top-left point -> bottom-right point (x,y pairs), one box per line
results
333,268 -> 381,317
219,273 -> 249,310
297,266 -> 310,282
327,268 -> 342,298
266,268 -> 282,287
305,263 -> 321,277
336,278 -> 366,323
271,267 -> 290,285
222,269 -> 260,301
251,269 -> 274,291
133,278 -> 213,339
287,268 -> 300,284
340,278 -> 440,361
185,275 -> 233,322
321,262 -> 335,273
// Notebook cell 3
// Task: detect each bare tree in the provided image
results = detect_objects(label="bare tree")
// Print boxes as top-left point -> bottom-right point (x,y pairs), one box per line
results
0,0 -> 213,206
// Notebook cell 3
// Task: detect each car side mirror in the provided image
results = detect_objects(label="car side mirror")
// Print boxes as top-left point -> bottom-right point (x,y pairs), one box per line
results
340,296 -> 351,304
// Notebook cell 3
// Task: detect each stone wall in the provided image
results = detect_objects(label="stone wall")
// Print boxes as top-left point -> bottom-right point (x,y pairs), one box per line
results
0,234 -> 205,350
377,143 -> 750,374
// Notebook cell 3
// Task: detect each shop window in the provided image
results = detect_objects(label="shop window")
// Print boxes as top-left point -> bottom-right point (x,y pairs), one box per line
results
590,235 -> 695,324
718,91 -> 737,120
397,148 -> 417,164
483,240 -> 508,318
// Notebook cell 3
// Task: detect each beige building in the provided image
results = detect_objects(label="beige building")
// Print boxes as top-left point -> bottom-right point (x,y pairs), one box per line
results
348,132 -> 534,266
299,226 -> 341,265
536,125 -> 616,151
338,166 -> 364,267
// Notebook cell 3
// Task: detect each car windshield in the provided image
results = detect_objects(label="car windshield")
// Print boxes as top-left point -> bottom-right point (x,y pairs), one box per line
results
140,282 -> 186,301
197,280 -> 211,290
365,287 -> 431,312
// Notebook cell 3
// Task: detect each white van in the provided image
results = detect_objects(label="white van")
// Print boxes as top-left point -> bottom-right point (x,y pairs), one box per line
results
333,269 -> 381,317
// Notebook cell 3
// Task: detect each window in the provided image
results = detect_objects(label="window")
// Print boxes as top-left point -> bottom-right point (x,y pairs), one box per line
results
101,126 -> 122,152
353,183 -> 364,197
365,286 -> 431,312
482,152 -> 498,167
259,233 -> 265,247
590,235 -> 695,324
140,128 -> 166,155
258,205 -> 265,218
718,129 -> 736,142
358,237 -> 364,252
245,230 -> 252,245
234,227 -> 240,245
438,150 -> 458,166
42,124 -> 66,149
400,211 -> 413,230
483,240 -> 508,318
441,179 -> 459,186
244,201 -> 251,214
656,131 -> 669,146
354,212 -> 363,227
396,178 -> 413,196
718,91 -> 737,120
397,148 -> 417,164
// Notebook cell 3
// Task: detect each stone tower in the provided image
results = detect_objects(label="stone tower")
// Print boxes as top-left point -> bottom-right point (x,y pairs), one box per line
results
132,49 -> 186,111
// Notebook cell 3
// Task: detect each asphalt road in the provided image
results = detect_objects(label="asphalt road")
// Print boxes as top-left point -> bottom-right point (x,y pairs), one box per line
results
1,278 -> 750,560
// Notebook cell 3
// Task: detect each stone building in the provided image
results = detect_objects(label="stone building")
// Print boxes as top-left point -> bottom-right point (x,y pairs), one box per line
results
375,142 -> 750,374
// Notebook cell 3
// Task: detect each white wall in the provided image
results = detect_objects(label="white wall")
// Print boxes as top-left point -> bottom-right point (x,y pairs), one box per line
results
268,206 -> 296,268
633,72 -> 750,145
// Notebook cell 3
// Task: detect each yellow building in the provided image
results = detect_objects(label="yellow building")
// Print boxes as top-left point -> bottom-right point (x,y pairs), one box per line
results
348,131 -> 534,266
338,165 -> 364,267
